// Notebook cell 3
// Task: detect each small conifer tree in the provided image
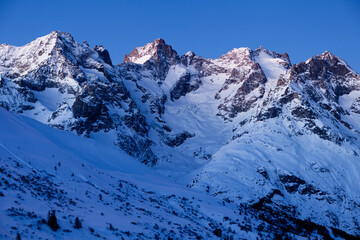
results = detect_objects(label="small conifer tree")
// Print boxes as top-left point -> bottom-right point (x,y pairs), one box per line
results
47,210 -> 59,231
16,233 -> 21,240
74,217 -> 82,229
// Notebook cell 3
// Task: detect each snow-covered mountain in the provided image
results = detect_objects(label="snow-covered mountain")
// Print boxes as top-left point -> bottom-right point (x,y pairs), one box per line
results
0,31 -> 156,165
1,31 -> 360,239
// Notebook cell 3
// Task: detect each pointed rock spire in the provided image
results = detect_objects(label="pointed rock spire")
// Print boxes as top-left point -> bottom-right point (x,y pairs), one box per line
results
281,52 -> 291,65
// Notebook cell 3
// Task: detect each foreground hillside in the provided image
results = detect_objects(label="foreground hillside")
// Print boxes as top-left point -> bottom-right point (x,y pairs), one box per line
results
0,109 -> 357,239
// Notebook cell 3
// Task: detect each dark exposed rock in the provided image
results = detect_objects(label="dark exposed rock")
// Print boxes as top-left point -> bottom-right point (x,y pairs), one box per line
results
257,107 -> 282,121
310,126 -> 332,141
117,134 -> 157,166
350,98 -> 360,114
122,113 -> 149,137
279,174 -> 325,196
291,107 -> 316,119
278,92 -> 300,106
170,72 -> 201,101
279,174 -> 306,193
72,85 -> 106,120
251,189 -> 284,210
94,45 -> 113,66
257,168 -> 269,180
299,184 -> 322,195
164,131 -> 195,147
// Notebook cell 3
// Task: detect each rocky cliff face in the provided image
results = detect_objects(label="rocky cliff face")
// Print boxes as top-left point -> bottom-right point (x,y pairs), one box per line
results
1,32 -> 360,236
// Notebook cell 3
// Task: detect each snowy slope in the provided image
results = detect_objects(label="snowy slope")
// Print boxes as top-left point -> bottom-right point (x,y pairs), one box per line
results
2,109 -> 355,239
0,109 -> 240,239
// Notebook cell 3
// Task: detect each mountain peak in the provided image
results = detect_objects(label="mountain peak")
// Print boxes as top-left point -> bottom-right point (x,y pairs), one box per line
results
17,30 -> 78,54
123,38 -> 179,65
318,51 -> 354,72
184,51 -> 196,57
320,50 -> 335,58
44,30 -> 73,42
304,51 -> 340,65
318,51 -> 341,65
153,38 -> 166,46
213,47 -> 252,68
294,51 -> 353,78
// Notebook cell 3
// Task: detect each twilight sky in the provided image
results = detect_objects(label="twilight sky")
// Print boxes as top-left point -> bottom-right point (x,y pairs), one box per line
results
0,0 -> 359,72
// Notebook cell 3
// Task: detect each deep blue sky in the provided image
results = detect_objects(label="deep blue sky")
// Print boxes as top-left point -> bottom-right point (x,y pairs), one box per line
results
1,0 -> 359,72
